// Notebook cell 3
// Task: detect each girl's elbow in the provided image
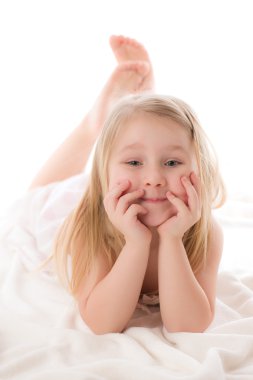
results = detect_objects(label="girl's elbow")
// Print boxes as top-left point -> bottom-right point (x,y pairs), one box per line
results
79,305 -> 124,335
164,322 -> 208,333
87,318 -> 125,335
163,311 -> 214,333
88,324 -> 123,335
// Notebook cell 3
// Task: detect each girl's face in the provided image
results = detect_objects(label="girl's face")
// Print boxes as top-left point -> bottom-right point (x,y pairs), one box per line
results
107,112 -> 198,227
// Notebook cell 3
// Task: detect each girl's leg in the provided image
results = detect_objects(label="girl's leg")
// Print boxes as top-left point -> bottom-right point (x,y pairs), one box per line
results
29,36 -> 154,189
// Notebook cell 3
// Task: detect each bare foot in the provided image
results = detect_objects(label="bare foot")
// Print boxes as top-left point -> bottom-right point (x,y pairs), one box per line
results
87,61 -> 150,135
109,35 -> 154,91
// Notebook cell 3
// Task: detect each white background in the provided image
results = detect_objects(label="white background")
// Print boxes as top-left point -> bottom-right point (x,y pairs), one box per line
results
0,0 -> 253,213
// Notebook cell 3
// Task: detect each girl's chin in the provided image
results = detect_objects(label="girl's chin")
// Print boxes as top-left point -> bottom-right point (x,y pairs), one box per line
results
139,212 -> 171,228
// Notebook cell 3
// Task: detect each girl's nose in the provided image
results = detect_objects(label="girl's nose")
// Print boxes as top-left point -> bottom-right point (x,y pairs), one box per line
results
143,169 -> 166,187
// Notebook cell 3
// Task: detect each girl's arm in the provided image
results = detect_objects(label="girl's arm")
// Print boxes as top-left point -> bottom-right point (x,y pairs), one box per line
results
77,240 -> 150,334
158,218 -> 223,333
77,180 -> 152,334
157,173 -> 222,332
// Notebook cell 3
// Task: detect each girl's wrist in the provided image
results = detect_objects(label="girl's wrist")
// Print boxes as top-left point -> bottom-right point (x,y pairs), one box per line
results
158,233 -> 183,246
157,223 -> 186,242
124,237 -> 151,251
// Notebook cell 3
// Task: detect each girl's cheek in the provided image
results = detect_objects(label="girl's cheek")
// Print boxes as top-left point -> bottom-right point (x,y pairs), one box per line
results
172,176 -> 188,203
108,177 -> 132,191
172,176 -> 185,192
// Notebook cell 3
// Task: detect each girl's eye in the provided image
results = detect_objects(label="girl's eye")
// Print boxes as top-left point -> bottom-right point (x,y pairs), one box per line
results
126,160 -> 142,166
165,160 -> 180,167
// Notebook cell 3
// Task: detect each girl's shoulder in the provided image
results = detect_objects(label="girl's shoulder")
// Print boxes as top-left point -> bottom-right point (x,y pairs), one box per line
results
194,215 -> 223,313
206,215 -> 224,268
209,215 -> 223,247
75,250 -> 111,305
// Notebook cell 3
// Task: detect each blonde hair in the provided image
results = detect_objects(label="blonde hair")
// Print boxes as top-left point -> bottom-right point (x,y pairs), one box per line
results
53,94 -> 226,295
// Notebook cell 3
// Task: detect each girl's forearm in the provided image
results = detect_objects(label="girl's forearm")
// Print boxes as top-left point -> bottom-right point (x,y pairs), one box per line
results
158,238 -> 212,333
79,241 -> 150,334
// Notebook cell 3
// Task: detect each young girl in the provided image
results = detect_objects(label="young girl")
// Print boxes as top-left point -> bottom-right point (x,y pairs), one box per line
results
30,36 -> 226,335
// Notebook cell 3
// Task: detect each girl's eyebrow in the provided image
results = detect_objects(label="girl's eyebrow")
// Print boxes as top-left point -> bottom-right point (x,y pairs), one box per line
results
120,142 -> 145,151
120,143 -> 187,153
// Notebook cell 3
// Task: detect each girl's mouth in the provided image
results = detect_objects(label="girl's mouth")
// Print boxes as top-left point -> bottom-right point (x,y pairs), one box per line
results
140,197 -> 168,203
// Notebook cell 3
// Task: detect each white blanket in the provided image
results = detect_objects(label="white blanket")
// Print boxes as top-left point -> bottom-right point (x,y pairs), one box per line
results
0,173 -> 253,380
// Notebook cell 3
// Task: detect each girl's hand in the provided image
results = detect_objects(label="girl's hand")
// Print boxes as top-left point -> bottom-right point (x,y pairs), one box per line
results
103,180 -> 152,244
157,172 -> 202,240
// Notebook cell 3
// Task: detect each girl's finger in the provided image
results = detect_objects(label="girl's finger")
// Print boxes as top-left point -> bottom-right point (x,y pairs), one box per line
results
103,180 -> 130,212
181,175 -> 199,211
166,191 -> 188,214
117,189 -> 144,214
125,203 -> 148,219
190,171 -> 201,198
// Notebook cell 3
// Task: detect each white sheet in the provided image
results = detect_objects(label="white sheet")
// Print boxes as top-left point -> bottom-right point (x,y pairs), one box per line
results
0,173 -> 253,379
